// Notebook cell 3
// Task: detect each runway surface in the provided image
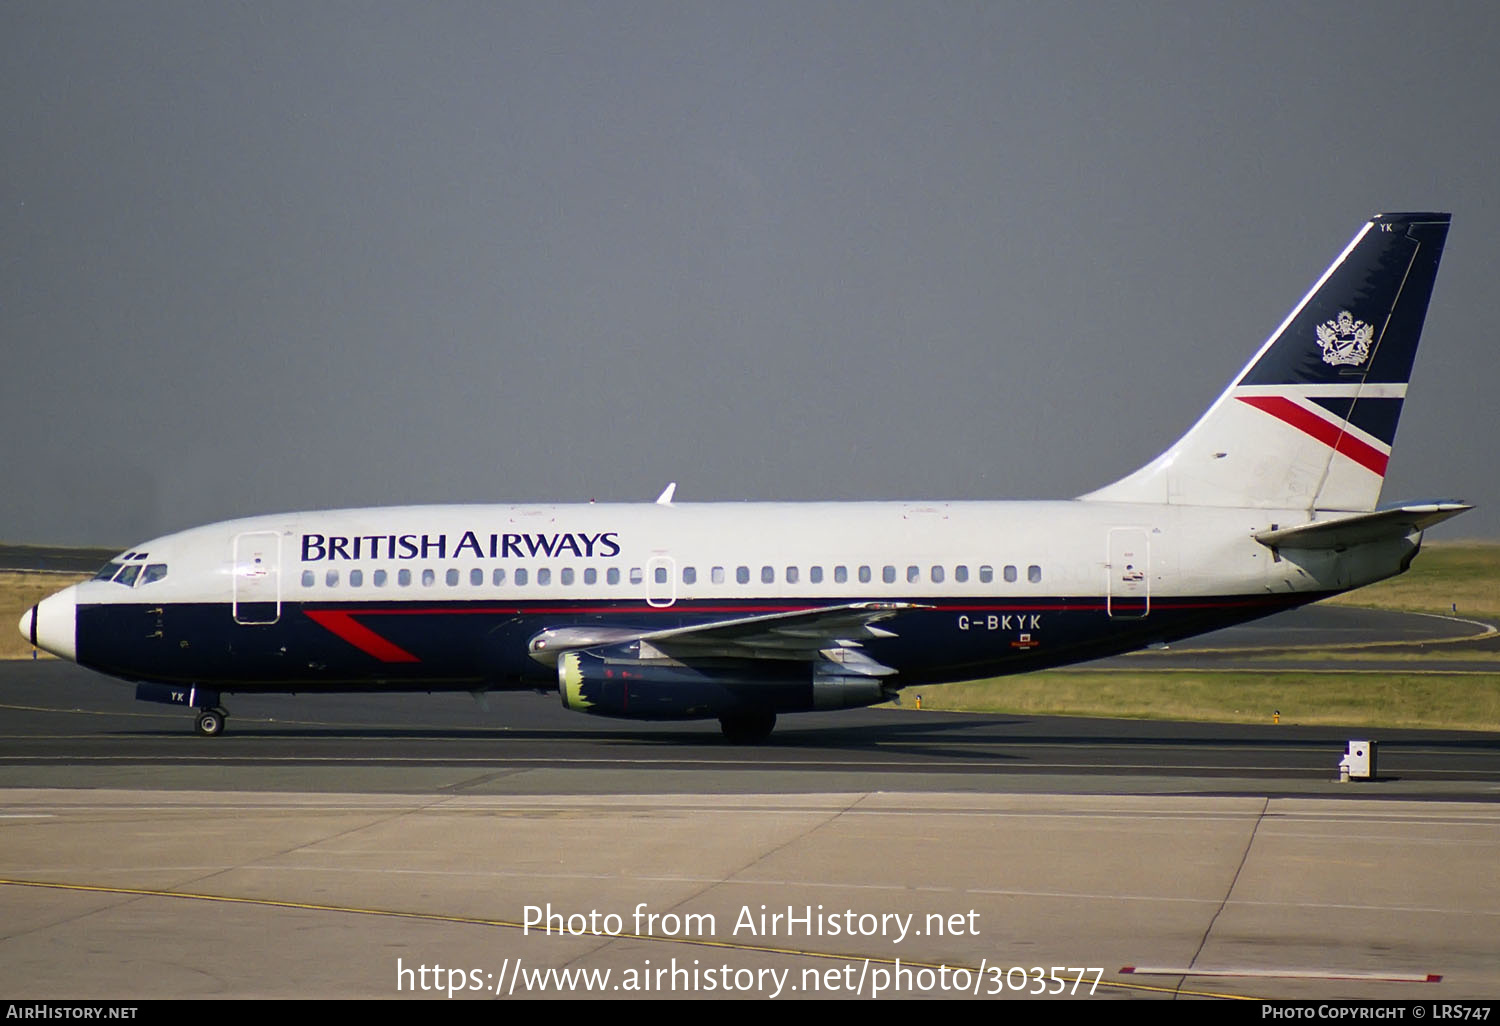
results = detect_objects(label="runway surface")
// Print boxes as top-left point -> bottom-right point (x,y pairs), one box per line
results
2,605 -> 1498,1001
3,658 -> 1499,799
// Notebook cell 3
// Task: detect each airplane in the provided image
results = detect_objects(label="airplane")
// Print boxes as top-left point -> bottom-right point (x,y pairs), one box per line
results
21,211 -> 1468,742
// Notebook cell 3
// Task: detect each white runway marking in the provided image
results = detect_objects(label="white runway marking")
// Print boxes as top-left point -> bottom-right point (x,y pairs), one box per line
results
1122,966 -> 1441,983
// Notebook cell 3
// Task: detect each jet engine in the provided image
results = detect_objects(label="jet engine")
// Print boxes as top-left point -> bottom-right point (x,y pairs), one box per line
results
558,646 -> 889,721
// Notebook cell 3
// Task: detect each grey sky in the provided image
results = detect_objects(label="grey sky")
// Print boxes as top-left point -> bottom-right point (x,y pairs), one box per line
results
4,2 -> 1498,545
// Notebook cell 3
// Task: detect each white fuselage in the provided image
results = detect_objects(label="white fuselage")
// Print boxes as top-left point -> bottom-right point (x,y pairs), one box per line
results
16,211 -> 1460,740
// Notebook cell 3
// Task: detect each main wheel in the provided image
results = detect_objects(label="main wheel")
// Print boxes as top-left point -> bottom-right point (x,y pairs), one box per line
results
719,710 -> 776,744
194,709 -> 225,737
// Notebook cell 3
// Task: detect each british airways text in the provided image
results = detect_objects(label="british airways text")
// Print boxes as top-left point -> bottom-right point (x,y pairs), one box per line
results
300,531 -> 621,562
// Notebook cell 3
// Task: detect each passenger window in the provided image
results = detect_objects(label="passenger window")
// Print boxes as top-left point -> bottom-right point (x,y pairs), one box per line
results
537,568 -> 551,585
1004,565 -> 1017,583
561,568 -> 575,585
374,569 -> 388,587
761,566 -> 774,584
955,565 -> 969,583
326,569 -> 339,587
737,566 -> 750,584
398,569 -> 412,586
492,568 -> 506,586
907,565 -> 919,583
607,568 -> 620,585
882,566 -> 896,584
515,568 -> 529,586
141,564 -> 168,585
786,566 -> 799,584
349,569 -> 363,587
584,568 -> 597,585
446,568 -> 459,586
711,566 -> 725,584
682,566 -> 696,585
1029,564 -> 1042,583
810,566 -> 823,584
300,569 -> 314,588
422,569 -> 436,587
858,566 -> 871,583
835,566 -> 848,584
930,565 -> 944,583
629,567 -> 644,585
470,568 -> 484,586
654,566 -> 668,585
979,565 -> 994,584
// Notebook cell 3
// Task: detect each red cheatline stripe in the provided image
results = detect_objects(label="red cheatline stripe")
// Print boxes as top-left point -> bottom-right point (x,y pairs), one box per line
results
303,609 -> 420,663
309,596 -> 1299,619
1236,395 -> 1389,476
299,592 -> 1317,663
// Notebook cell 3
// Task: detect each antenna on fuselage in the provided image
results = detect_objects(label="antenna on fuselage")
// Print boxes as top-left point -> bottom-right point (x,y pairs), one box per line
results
655,482 -> 677,505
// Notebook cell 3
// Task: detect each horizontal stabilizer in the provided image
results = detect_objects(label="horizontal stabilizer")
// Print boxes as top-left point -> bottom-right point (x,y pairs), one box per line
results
1254,501 -> 1472,550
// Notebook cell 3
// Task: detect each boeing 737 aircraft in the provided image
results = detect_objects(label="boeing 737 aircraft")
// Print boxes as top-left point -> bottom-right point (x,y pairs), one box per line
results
21,212 -> 1467,741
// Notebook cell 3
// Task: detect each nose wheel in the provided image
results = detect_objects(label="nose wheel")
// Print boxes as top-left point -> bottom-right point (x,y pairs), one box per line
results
194,707 -> 228,737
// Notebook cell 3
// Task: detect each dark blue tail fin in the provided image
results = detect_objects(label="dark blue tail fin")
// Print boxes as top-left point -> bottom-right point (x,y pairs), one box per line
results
1083,212 -> 1450,511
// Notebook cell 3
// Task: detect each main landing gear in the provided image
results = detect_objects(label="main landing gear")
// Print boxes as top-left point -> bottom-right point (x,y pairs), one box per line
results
718,709 -> 776,744
194,706 -> 229,737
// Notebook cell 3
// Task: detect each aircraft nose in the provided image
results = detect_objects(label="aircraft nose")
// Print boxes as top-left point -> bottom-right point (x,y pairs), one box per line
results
22,585 -> 78,662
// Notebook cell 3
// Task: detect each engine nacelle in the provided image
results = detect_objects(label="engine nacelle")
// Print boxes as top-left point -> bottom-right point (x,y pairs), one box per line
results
558,649 -> 890,721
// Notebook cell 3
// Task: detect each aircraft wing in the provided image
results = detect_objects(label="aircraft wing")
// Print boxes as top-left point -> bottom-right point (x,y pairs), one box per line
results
528,601 -> 927,675
635,601 -> 924,672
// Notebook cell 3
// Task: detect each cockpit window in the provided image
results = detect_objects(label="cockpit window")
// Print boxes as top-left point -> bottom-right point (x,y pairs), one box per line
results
95,560 -> 168,586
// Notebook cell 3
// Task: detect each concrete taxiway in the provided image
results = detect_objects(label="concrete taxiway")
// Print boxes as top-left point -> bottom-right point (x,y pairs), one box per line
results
1,605 -> 1497,1001
2,788 -> 1497,1000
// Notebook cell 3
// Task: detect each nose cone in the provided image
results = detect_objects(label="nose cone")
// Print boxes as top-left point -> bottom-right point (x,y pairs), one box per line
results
21,585 -> 77,662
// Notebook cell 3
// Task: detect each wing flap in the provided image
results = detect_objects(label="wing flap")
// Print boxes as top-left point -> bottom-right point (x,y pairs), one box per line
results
817,647 -> 899,677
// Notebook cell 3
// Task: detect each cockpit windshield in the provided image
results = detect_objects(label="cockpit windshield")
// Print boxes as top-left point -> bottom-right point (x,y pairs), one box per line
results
93,560 -> 168,587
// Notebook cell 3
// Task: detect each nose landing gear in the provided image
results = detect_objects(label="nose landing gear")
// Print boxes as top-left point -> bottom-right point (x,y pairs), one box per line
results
194,707 -> 229,737
133,682 -> 229,737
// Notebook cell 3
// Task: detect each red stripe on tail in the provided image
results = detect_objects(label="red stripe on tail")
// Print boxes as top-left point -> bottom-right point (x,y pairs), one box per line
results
1236,395 -> 1389,477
